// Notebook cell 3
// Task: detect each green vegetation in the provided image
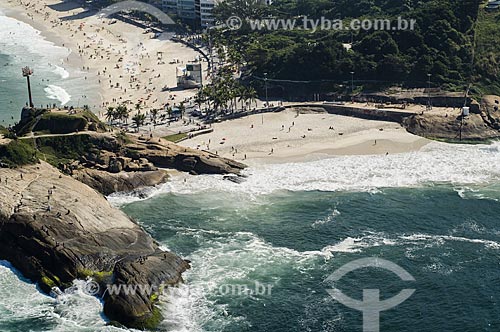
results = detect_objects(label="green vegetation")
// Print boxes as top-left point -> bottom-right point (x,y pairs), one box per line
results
36,135 -> 95,167
212,0 -> 497,96
197,67 -> 258,113
106,105 -> 130,125
77,269 -> 113,283
0,139 -> 38,167
115,131 -> 132,144
13,109 -> 106,136
473,5 -> 500,95
163,133 -> 188,142
0,126 -> 8,136
132,112 -> 146,132
39,274 -> 62,292
35,113 -> 87,134
129,306 -> 164,330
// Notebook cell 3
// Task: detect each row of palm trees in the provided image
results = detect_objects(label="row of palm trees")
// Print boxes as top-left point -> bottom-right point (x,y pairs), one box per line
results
195,68 -> 259,114
105,103 -> 147,131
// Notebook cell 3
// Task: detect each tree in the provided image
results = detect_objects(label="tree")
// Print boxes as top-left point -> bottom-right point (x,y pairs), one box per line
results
132,113 -> 146,132
178,102 -> 186,119
135,102 -> 142,114
105,107 -> 115,124
115,104 -> 129,125
150,108 -> 159,125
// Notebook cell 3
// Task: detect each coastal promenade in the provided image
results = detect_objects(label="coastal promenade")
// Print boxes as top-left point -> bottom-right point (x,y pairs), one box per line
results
206,101 -> 432,125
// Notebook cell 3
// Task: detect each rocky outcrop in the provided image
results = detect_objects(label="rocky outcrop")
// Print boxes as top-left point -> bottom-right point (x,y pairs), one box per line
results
73,168 -> 169,196
33,132 -> 246,194
403,111 -> 500,141
124,135 -> 246,175
0,162 -> 189,329
480,95 -> 500,130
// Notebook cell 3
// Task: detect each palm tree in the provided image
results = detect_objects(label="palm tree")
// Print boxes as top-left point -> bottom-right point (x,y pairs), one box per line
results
246,87 -> 258,109
105,106 -> 115,124
135,102 -> 142,114
150,108 -> 159,126
178,102 -> 186,119
132,112 -> 146,132
237,86 -> 247,112
115,104 -> 129,125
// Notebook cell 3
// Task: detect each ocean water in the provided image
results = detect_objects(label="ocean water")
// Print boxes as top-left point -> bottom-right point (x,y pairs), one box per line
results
0,141 -> 499,331
0,8 -> 99,126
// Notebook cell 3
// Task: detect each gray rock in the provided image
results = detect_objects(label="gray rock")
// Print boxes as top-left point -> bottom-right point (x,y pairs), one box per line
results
0,162 -> 188,329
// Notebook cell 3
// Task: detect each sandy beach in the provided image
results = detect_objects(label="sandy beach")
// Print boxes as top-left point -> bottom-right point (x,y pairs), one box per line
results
2,0 -> 207,116
180,108 -> 430,164
2,0 -> 433,164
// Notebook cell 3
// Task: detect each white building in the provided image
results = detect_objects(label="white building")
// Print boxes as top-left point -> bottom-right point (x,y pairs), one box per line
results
195,0 -> 216,29
161,0 -> 206,26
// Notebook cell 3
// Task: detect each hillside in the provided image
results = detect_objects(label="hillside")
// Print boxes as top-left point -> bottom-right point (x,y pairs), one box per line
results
0,108 -> 245,193
213,0 -> 498,96
473,2 -> 500,95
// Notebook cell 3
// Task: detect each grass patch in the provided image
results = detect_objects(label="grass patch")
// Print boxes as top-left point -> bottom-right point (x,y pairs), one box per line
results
34,112 -> 88,134
115,131 -> 132,144
163,133 -> 187,143
0,139 -> 38,167
473,6 -> 500,96
33,134 -> 95,167
77,269 -> 113,283
129,306 -> 163,330
0,126 -> 8,136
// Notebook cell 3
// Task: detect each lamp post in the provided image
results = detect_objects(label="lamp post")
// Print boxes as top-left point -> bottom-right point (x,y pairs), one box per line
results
350,71 -> 355,103
263,72 -> 268,125
350,71 -> 354,94
22,66 -> 34,108
427,73 -> 432,111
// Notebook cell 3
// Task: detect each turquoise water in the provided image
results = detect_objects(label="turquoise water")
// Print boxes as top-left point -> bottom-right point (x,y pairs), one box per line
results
0,8 -> 100,126
0,142 -> 499,331
120,186 -> 499,332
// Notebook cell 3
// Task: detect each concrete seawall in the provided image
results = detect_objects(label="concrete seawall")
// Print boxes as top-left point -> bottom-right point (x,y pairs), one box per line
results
285,103 -> 416,123
209,103 -> 415,124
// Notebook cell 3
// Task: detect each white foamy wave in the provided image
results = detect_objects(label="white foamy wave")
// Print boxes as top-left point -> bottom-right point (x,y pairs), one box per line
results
312,209 -> 341,228
45,85 -> 71,105
0,12 -> 69,65
160,226 -> 498,330
108,182 -> 170,206
0,262 -> 126,331
159,230 -> 345,332
400,233 -> 500,250
122,141 -> 500,199
53,65 -> 70,79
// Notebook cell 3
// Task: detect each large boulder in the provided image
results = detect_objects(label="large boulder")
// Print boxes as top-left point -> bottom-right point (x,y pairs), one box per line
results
124,136 -> 246,175
403,111 -> 500,141
0,162 -> 189,329
481,95 -> 500,129
73,168 -> 168,195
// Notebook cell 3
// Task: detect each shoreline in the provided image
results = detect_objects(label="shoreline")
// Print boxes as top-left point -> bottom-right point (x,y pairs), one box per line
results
1,0 -> 206,119
1,1 -> 102,108
179,109 -> 431,164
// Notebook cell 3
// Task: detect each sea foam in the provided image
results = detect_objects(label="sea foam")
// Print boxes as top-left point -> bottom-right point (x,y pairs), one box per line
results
44,85 -> 71,105
109,141 -> 500,205
0,12 -> 69,66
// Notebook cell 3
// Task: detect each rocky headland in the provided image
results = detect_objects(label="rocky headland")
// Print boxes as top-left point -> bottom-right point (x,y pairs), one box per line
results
0,107 -> 246,329
402,95 -> 500,141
